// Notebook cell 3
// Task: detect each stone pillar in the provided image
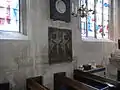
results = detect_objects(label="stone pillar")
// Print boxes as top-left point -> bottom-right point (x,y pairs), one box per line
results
109,0 -> 120,41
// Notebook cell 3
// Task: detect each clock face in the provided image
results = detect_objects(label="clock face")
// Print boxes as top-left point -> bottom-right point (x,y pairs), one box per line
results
55,0 -> 66,14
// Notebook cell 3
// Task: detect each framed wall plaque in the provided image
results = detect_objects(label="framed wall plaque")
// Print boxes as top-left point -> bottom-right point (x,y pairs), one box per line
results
50,0 -> 71,22
48,27 -> 72,64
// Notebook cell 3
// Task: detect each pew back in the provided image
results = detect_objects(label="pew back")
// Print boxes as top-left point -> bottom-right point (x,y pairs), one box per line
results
54,72 -> 97,90
26,76 -> 49,90
73,70 -> 111,90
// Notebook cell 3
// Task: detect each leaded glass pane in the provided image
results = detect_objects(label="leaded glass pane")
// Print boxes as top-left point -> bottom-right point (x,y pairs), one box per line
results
80,0 -> 87,37
96,0 -> 103,38
103,0 -> 109,15
81,0 -> 87,6
103,0 -> 109,39
0,0 -> 19,32
81,17 -> 87,37
87,0 -> 94,37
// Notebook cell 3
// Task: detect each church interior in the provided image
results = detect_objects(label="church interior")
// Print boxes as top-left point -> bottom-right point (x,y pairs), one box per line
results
0,0 -> 120,90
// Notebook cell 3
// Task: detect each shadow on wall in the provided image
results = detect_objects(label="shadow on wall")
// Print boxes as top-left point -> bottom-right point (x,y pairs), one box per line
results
75,41 -> 116,65
0,40 -> 33,90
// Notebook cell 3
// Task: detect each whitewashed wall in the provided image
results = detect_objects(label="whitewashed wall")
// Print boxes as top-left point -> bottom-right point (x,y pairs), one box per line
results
0,0 -> 117,90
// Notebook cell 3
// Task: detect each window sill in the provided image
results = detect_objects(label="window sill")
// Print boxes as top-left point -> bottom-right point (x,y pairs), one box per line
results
82,36 -> 115,43
0,31 -> 28,41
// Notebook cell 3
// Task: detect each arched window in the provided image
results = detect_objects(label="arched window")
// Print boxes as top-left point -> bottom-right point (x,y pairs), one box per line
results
0,0 -> 19,32
80,0 -> 111,39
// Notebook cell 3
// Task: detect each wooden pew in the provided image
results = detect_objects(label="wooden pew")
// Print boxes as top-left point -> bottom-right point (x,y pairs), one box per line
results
26,76 -> 49,90
54,72 -> 97,90
0,82 -> 9,90
73,69 -> 120,90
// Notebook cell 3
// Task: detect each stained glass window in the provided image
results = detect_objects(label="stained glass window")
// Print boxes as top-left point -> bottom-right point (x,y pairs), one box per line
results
103,0 -> 109,39
87,0 -> 94,37
0,0 -> 19,32
96,0 -> 103,38
80,0 -> 111,39
81,18 -> 87,37
80,0 -> 87,37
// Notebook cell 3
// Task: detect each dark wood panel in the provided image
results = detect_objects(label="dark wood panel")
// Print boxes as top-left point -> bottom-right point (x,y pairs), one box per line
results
74,69 -> 120,86
54,72 -> 66,90
74,69 -> 120,90
0,83 -> 9,90
26,76 -> 49,90
118,39 -> 120,49
54,72 -> 96,90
